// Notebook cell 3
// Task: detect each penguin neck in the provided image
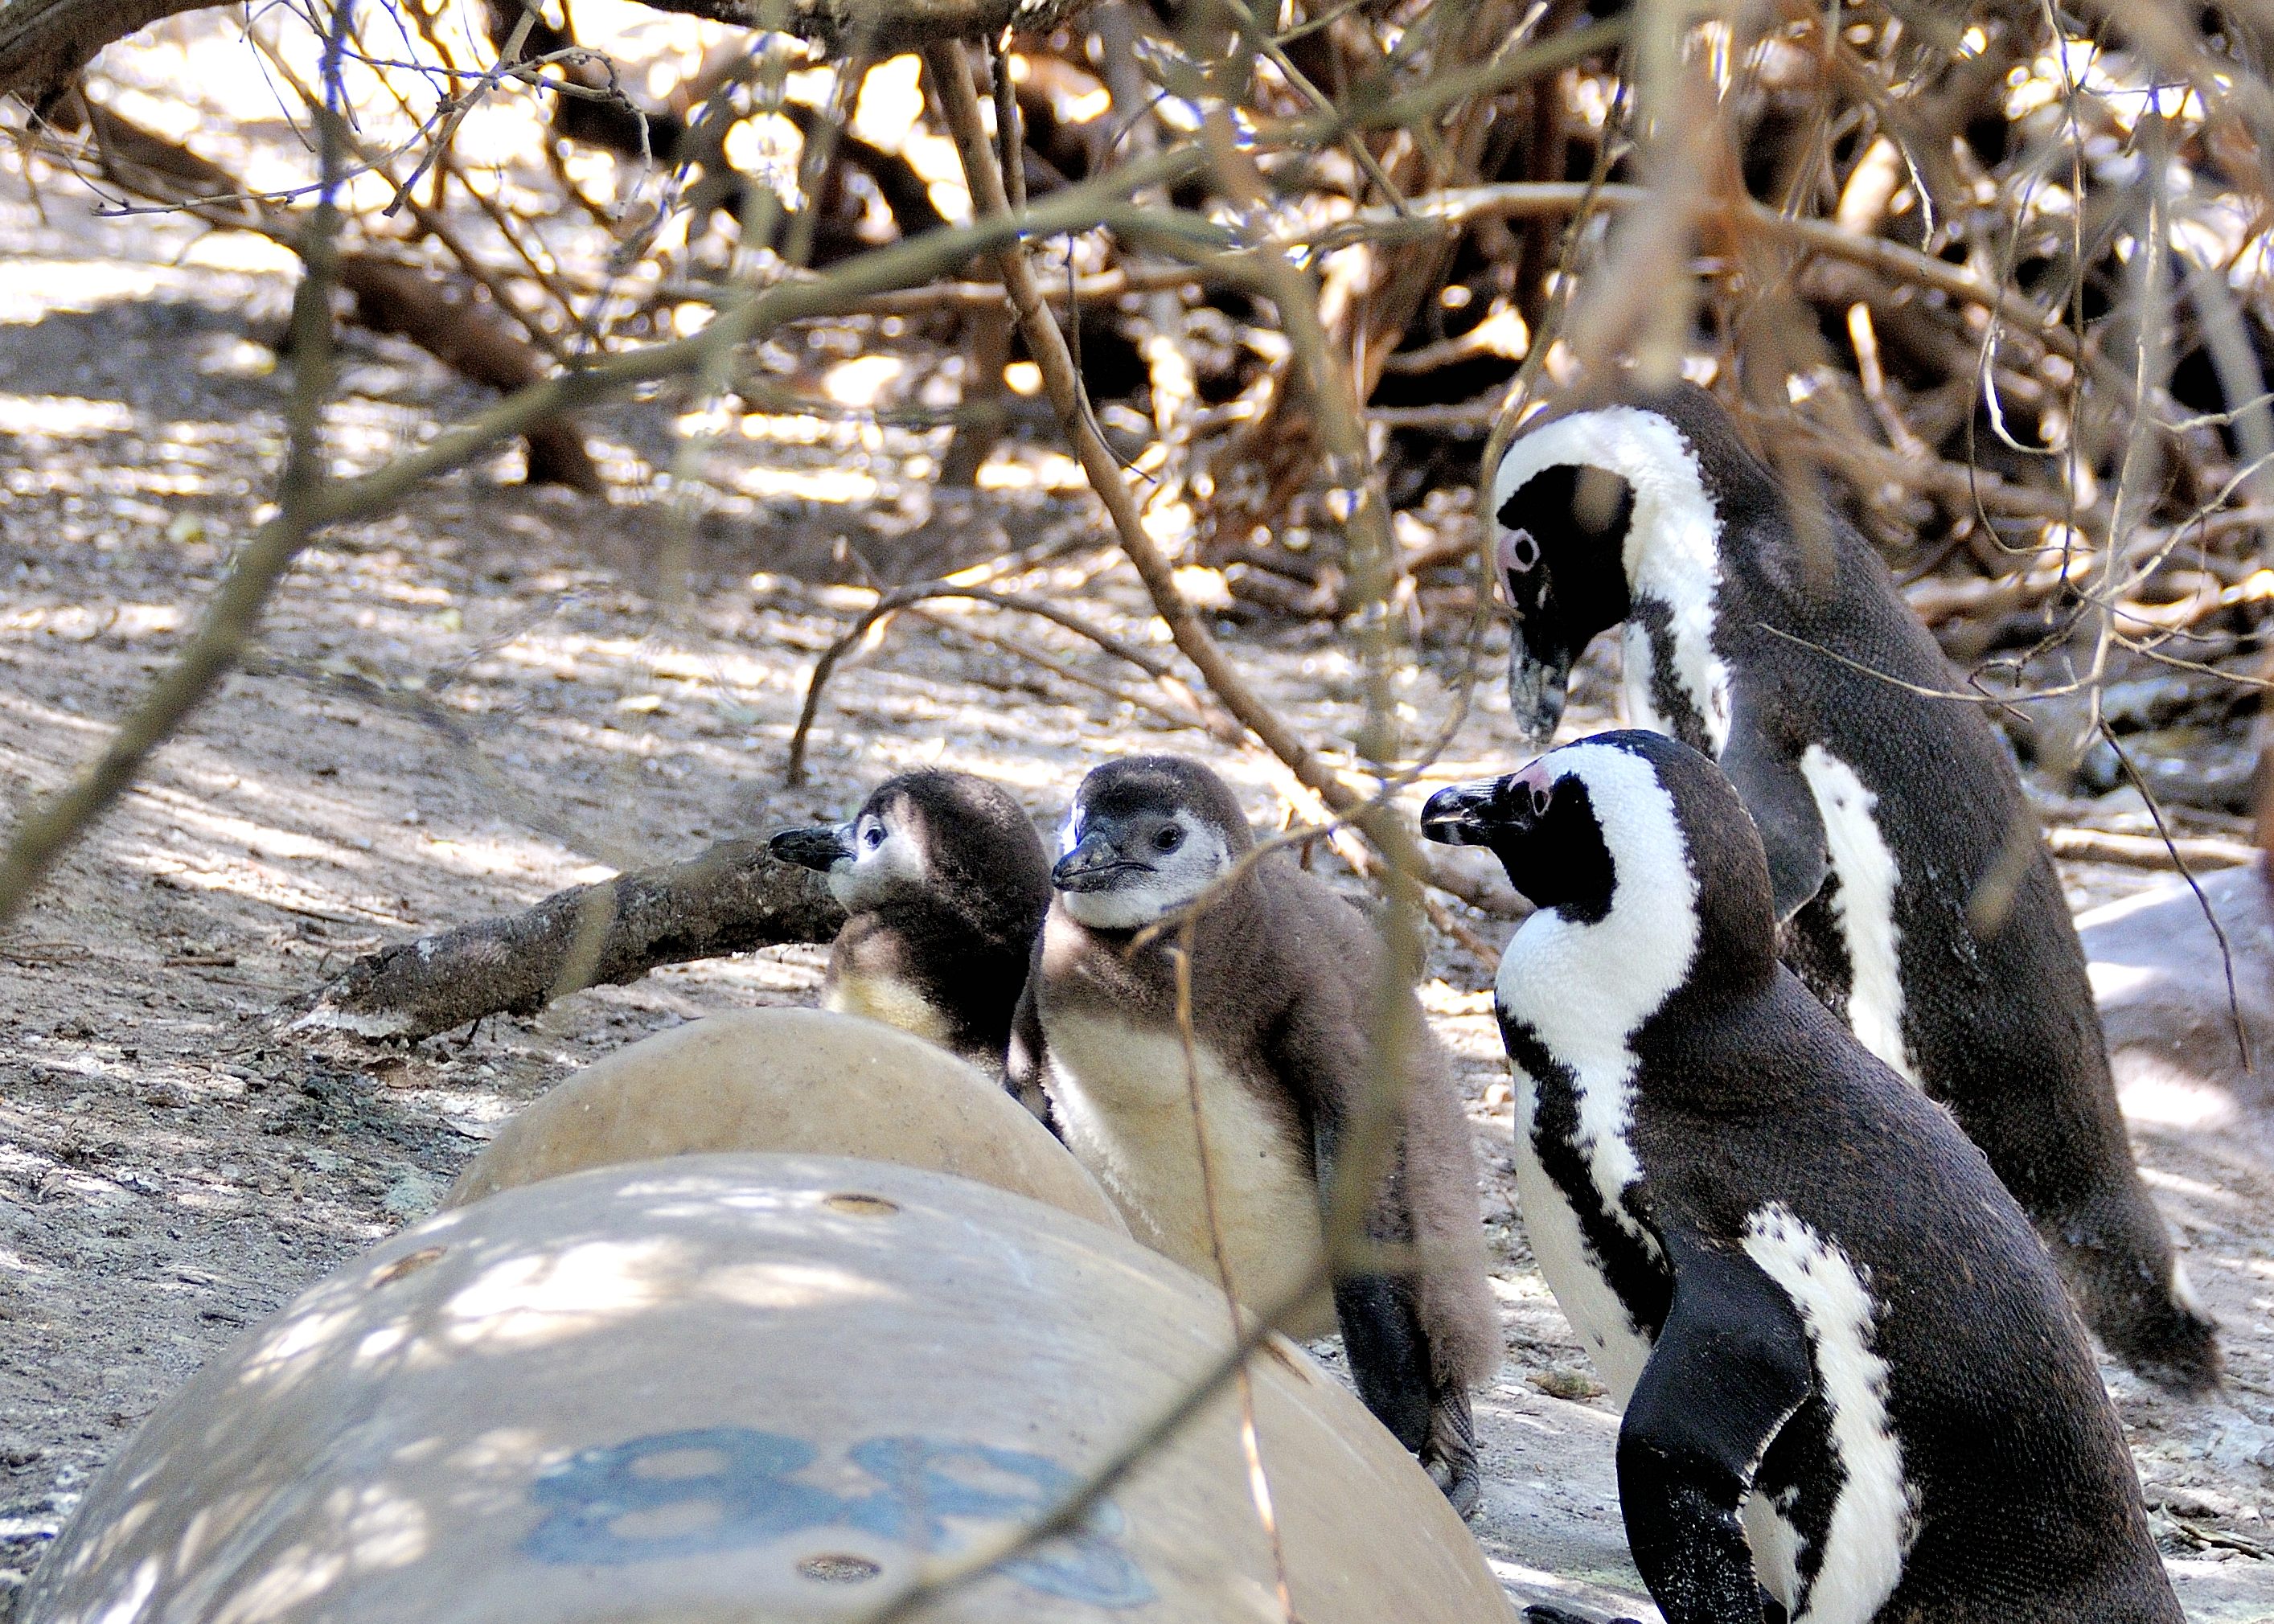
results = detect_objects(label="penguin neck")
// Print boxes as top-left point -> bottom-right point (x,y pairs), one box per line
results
1493,744 -> 1706,1068
1055,863 -> 1256,954
862,883 -> 1035,969
1615,437 -> 1731,757
1500,881 -> 1780,1077
958,871 -> 1052,950
1623,614 -> 1718,757
1496,773 -> 1780,1060
1497,858 -> 1700,1068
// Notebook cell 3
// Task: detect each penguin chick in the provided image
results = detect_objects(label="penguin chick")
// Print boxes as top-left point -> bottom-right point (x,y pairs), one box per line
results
1423,732 -> 2182,1624
770,769 -> 1050,1075
1009,755 -> 1501,1515
1484,380 -> 2218,1392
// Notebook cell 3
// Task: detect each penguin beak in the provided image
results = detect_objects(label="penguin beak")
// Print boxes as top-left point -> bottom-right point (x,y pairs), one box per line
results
1053,831 -> 1140,892
769,823 -> 852,871
1507,642 -> 1571,749
1419,779 -> 1508,847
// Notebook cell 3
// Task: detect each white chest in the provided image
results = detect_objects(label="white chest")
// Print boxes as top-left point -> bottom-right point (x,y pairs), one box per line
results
1041,1011 -> 1332,1336
823,973 -> 950,1048
1511,1067 -> 1656,1405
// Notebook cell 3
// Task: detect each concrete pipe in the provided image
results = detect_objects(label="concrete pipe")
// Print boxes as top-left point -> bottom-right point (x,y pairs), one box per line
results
25,1154 -> 1513,1624
445,1007 -> 1123,1232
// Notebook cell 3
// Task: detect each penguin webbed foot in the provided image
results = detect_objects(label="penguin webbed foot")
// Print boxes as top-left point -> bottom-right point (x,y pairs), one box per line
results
1424,1447 -> 1480,1519
2104,1265 -> 2223,1397
1422,1386 -> 1483,1520
1329,1272 -> 1484,1515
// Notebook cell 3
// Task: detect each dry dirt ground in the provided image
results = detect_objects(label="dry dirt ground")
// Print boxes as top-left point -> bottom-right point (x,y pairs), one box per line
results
0,177 -> 2269,1623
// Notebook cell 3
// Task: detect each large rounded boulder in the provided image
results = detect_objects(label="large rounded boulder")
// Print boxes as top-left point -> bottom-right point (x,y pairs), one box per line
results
2080,865 -> 2274,1154
445,1007 -> 1123,1232
25,1154 -> 1511,1624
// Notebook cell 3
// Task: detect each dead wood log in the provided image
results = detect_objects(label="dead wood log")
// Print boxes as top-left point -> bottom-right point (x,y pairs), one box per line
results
292,839 -> 845,1041
2044,827 -> 2258,871
334,256 -> 607,494
44,94 -> 609,493
0,0 -> 1091,106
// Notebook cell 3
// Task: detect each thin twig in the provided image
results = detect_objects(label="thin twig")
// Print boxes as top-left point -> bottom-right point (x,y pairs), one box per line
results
1169,937 -> 1299,1622
786,577 -> 1240,781
0,7 -> 352,930
922,37 -> 1513,918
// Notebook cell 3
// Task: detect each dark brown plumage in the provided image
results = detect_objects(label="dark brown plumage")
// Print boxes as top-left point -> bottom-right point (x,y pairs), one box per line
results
1011,755 -> 1500,1513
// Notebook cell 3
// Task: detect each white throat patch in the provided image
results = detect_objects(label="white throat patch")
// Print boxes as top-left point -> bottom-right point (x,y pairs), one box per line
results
1496,743 -> 1698,1256
1742,1203 -> 1915,1624
1494,406 -> 1731,751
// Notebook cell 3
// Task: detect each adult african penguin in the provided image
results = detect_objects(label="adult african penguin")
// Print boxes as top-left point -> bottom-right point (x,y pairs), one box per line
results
1008,755 -> 1501,1514
1423,732 -> 2182,1624
770,769 -> 1050,1077
1485,380 -> 2219,1392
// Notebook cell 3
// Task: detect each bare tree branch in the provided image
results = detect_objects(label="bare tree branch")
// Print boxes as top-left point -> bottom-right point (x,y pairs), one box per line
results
0,161 -> 1207,929
290,840 -> 844,1040
921,39 -> 1520,920
0,27 -> 351,929
0,0 -> 1094,105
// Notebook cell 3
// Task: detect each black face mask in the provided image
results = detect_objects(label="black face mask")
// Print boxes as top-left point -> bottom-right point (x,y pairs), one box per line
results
1493,463 -> 1636,744
1419,768 -> 1615,924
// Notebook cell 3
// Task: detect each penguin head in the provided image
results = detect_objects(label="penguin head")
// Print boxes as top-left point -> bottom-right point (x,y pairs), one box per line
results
1421,730 -> 1777,990
770,769 -> 1049,919
1053,755 -> 1253,932
1488,383 -> 1742,746
1419,752 -> 1617,922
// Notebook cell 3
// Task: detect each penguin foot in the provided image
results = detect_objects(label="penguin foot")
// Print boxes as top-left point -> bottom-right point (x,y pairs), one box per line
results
1521,1606 -> 1643,1624
2048,1198 -> 2225,1395
2112,1314 -> 2224,1399
1422,1388 -> 1483,1519
1426,1447 -> 1482,1520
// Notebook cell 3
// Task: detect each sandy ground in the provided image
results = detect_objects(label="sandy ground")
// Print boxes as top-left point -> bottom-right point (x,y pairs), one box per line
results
0,174 -> 2269,1623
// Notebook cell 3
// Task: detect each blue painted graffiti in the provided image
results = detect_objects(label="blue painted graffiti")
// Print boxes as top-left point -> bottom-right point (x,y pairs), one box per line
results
523,1425 -> 1154,1609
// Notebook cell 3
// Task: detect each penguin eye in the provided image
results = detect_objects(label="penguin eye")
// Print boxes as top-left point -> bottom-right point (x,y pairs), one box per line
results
861,822 -> 885,850
1153,826 -> 1184,854
1528,785 -> 1552,818
1498,527 -> 1541,576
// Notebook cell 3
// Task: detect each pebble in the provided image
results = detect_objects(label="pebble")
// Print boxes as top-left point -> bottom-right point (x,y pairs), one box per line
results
2159,1484 -> 2247,1521
380,1171 -> 437,1219
1530,1367 -> 1607,1402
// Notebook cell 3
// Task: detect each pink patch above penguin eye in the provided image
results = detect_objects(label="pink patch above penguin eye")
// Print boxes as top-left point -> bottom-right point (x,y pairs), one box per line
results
1509,760 -> 1556,817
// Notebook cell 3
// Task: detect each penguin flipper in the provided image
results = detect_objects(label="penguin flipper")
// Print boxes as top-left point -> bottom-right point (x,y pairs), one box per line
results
1004,968 -> 1057,1132
1616,1230 -> 1813,1624
1719,687 -> 1827,924
1331,1255 -> 1484,1515
1316,1137 -> 1483,1517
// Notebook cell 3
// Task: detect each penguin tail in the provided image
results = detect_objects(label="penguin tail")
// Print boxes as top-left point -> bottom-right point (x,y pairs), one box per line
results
2059,1215 -> 2224,1395
2100,1278 -> 2223,1397
1402,1039 -> 1508,1392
